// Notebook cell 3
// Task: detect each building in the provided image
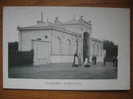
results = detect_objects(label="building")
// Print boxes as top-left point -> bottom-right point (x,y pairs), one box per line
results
17,14 -> 105,65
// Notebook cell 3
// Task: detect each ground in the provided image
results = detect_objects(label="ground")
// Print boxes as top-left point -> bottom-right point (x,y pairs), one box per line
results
8,62 -> 117,79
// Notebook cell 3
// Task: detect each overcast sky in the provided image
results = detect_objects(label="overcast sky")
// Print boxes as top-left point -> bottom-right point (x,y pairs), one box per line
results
3,7 -> 130,45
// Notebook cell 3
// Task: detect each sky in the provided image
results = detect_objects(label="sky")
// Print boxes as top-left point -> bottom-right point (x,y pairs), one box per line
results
3,7 -> 130,45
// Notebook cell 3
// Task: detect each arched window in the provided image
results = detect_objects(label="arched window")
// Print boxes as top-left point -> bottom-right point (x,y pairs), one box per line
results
56,36 -> 62,54
100,45 -> 103,56
97,44 -> 99,56
92,43 -> 94,55
92,43 -> 96,56
66,39 -> 71,55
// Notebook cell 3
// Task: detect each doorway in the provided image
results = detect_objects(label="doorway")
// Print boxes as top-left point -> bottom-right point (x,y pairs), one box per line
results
33,40 -> 50,65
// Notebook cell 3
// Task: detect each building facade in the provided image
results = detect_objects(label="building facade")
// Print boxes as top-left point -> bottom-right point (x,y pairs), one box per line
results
17,16 -> 105,65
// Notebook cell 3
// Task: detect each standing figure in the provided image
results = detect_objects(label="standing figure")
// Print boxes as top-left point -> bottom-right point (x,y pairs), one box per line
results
92,56 -> 97,65
72,53 -> 79,67
72,38 -> 79,67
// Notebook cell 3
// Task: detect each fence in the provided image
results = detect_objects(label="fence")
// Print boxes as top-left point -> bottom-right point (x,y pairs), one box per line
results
8,42 -> 33,66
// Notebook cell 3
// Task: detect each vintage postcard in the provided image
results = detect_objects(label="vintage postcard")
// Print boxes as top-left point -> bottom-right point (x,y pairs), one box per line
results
3,7 -> 130,90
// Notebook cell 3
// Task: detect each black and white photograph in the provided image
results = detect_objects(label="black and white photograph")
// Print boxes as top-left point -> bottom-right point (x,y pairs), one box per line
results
3,7 -> 130,90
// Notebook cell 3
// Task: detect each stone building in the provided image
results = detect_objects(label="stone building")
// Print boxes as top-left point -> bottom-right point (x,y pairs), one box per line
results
17,15 -> 105,65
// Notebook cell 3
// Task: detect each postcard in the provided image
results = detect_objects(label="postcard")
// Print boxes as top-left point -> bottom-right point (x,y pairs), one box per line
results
3,7 -> 130,90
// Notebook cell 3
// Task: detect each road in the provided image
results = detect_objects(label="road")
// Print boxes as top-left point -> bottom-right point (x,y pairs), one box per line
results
9,62 -> 117,79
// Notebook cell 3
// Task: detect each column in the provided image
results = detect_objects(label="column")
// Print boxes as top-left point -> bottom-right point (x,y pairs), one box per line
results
83,32 -> 90,63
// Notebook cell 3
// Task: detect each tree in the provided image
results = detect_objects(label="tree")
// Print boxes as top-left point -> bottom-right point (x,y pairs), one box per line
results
103,40 -> 118,58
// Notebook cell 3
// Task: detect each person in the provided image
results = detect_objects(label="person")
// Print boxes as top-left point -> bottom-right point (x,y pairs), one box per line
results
104,57 -> 106,66
72,53 -> 79,67
83,57 -> 91,67
92,56 -> 97,65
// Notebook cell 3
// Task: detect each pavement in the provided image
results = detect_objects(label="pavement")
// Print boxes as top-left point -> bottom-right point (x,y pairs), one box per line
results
8,62 -> 117,79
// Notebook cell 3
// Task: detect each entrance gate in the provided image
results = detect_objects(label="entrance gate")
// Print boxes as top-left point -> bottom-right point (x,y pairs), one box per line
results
33,40 -> 50,65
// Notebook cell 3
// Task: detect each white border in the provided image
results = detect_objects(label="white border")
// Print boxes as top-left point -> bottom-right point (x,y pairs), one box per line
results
3,7 -> 130,90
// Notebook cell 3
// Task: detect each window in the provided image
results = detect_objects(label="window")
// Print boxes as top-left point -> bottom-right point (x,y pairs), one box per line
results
56,36 -> 62,54
66,39 -> 71,55
92,43 -> 96,56
45,35 -> 48,39
97,44 -> 99,56
37,38 -> 41,40
100,45 -> 103,56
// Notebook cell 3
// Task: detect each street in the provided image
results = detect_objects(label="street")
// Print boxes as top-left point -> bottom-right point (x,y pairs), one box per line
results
9,62 -> 117,79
